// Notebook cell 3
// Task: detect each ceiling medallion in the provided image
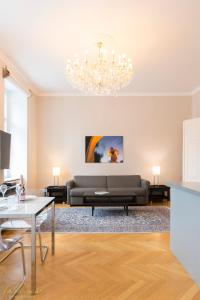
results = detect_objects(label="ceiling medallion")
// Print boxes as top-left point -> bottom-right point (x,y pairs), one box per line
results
66,41 -> 133,96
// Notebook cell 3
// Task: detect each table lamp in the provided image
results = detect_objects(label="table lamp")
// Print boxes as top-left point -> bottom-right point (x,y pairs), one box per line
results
152,166 -> 160,186
52,167 -> 60,186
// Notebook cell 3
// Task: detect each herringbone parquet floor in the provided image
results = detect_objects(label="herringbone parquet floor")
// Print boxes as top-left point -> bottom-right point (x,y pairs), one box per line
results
1,232 -> 200,300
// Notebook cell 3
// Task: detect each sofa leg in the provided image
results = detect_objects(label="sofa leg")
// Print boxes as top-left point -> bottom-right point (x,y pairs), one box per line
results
126,206 -> 129,216
92,206 -> 94,216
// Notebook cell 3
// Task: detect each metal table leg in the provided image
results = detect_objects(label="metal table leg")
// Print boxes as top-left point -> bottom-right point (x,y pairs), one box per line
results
51,201 -> 55,255
31,215 -> 36,295
126,205 -> 129,216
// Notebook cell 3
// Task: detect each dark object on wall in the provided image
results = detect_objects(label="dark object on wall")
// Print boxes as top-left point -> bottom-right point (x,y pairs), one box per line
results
45,186 -> 67,203
85,136 -> 123,163
149,185 -> 170,202
0,130 -> 11,169
2,66 -> 10,78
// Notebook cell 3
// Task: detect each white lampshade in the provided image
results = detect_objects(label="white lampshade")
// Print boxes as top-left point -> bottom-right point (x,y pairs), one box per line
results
152,166 -> 160,176
52,167 -> 60,176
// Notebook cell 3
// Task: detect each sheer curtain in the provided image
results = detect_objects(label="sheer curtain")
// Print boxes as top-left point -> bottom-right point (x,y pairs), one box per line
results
4,78 -> 28,181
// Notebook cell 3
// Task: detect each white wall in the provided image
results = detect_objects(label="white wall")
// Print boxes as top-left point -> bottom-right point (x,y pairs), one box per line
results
27,94 -> 38,188
183,117 -> 200,181
36,95 -> 191,188
192,90 -> 200,117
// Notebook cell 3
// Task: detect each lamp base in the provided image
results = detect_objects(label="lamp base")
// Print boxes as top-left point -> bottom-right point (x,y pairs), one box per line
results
53,176 -> 59,186
153,175 -> 160,186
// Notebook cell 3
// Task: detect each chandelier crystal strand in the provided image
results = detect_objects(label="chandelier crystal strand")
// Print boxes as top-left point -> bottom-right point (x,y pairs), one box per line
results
66,42 -> 133,96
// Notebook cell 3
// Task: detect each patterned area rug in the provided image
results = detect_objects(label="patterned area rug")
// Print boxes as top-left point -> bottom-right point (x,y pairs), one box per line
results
40,206 -> 170,233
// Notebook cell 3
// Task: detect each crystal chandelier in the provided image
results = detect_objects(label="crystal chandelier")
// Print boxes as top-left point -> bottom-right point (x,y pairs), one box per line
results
66,41 -> 133,95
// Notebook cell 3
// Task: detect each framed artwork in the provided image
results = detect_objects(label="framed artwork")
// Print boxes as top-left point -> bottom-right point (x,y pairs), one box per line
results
85,136 -> 123,163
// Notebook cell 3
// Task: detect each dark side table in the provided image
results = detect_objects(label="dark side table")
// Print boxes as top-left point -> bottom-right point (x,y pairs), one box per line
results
45,186 -> 67,203
149,185 -> 170,203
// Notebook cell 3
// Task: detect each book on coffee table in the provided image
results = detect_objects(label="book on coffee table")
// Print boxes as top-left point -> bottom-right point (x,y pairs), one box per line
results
95,191 -> 109,195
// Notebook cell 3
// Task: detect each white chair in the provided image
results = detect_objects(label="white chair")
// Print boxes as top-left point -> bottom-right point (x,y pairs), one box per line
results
1,210 -> 49,263
0,229 -> 26,299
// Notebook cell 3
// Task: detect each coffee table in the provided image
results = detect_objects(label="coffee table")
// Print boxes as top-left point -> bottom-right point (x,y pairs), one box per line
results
83,191 -> 137,216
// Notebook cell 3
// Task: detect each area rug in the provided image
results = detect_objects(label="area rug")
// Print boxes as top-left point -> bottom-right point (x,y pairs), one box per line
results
40,206 -> 170,233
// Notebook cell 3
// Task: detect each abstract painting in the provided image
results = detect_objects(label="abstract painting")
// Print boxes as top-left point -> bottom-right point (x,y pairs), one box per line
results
85,136 -> 123,163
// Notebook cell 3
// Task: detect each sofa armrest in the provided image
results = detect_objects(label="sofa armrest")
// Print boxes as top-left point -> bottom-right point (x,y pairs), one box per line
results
141,179 -> 150,190
141,179 -> 150,203
66,180 -> 75,189
66,180 -> 75,204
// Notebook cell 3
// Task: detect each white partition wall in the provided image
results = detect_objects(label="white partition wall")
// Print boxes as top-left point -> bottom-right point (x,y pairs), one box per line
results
170,183 -> 200,288
183,117 -> 200,181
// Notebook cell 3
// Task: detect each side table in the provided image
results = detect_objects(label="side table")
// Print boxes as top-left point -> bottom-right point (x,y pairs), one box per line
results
45,186 -> 67,203
149,185 -> 170,203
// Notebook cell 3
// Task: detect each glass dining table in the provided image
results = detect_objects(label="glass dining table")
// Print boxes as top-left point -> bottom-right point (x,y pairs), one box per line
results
0,196 -> 55,295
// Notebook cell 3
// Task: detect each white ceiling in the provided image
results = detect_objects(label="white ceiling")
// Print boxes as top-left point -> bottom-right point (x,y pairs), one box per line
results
0,0 -> 199,95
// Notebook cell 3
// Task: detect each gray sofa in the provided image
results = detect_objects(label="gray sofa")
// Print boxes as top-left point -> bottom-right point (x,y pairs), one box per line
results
66,175 -> 150,206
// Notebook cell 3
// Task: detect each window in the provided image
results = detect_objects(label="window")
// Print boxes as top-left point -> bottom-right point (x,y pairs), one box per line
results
4,79 -> 28,181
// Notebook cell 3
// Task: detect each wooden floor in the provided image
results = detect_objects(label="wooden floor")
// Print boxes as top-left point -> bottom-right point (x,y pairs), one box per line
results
0,232 -> 199,300
1,202 -> 200,300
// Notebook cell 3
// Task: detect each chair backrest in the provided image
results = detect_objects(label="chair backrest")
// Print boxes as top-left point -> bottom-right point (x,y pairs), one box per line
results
0,241 -> 6,251
0,229 -> 8,251
0,228 -> 21,252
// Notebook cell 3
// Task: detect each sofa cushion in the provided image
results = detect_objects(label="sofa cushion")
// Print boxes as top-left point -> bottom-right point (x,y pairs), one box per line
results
74,176 -> 107,188
70,188 -> 107,197
107,175 -> 141,188
108,187 -> 145,196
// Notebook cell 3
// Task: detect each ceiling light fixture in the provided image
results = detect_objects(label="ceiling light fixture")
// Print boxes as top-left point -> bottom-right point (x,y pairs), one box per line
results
66,41 -> 133,96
